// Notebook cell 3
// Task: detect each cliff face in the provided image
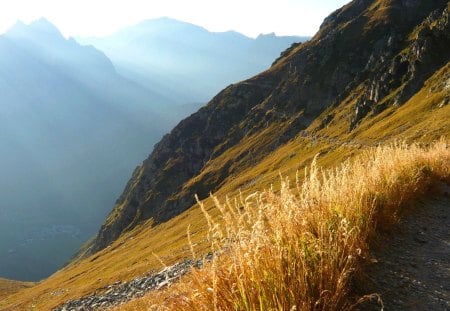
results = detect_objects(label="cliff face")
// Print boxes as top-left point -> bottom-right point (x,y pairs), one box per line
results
89,0 -> 450,254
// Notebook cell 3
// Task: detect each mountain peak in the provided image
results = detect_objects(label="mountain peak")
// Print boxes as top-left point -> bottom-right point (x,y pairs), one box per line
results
139,17 -> 196,26
6,18 -> 63,40
29,18 -> 59,31
6,20 -> 27,33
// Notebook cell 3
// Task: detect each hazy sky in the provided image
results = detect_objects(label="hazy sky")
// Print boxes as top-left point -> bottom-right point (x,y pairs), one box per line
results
0,0 -> 349,38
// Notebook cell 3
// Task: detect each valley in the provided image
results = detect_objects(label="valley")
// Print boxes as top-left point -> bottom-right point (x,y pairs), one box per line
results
0,18 -> 301,282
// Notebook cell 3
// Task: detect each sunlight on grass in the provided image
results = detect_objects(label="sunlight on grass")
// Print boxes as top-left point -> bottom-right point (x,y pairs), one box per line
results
120,140 -> 449,310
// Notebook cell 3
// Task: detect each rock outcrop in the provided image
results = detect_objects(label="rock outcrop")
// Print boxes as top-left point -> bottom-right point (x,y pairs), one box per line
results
54,255 -> 212,311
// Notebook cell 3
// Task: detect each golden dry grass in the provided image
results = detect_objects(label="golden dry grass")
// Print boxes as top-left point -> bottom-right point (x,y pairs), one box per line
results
0,278 -> 34,300
119,140 -> 449,310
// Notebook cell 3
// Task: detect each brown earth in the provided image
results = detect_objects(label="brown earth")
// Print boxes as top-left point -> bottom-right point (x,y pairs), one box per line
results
356,183 -> 450,310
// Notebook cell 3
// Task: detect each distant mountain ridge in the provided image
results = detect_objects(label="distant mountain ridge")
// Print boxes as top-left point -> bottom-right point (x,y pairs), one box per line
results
79,17 -> 309,105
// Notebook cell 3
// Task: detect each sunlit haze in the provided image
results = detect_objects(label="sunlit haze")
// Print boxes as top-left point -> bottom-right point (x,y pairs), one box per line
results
0,0 -> 349,37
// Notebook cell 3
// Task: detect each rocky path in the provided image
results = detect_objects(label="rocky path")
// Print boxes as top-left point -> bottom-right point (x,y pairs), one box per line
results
53,254 -> 212,311
357,183 -> 450,310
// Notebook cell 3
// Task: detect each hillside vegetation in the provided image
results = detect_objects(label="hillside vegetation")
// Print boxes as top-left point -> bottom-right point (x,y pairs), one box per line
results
117,140 -> 450,310
0,279 -> 33,300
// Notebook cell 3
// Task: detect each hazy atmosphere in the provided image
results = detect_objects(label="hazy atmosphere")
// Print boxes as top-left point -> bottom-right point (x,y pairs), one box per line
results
0,0 -> 349,37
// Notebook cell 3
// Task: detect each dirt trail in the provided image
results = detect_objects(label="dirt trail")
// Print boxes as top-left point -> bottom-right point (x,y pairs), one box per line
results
357,183 -> 450,310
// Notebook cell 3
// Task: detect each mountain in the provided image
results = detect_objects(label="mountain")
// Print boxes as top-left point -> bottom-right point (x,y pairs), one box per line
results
0,18 -> 177,281
78,18 -> 309,106
1,0 -> 449,309
88,0 -> 450,254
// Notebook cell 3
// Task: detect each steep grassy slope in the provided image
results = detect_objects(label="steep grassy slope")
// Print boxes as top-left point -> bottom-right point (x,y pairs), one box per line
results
0,279 -> 33,300
88,0 -> 450,255
117,141 -> 450,311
